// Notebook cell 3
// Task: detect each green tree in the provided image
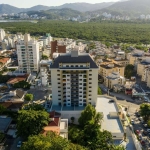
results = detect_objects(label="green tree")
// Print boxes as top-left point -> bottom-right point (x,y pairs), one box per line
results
13,81 -> 31,89
24,94 -> 33,101
124,64 -> 134,79
98,87 -> 102,95
42,54 -> 49,60
140,103 -> 150,121
17,110 -> 50,139
21,132 -> 87,150
147,120 -> 150,127
78,104 -> 103,128
0,104 -> 6,115
23,104 -> 45,111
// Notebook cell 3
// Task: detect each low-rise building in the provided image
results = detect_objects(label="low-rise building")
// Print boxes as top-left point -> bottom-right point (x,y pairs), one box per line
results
137,58 -> 150,77
40,60 -> 52,86
42,111 -> 68,139
0,101 -> 24,111
104,72 -> 125,89
0,57 -> 11,70
100,63 -> 125,79
96,95 -> 124,139
0,89 -> 26,102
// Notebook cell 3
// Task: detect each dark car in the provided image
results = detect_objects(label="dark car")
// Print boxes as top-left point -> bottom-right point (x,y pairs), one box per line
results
109,99 -> 114,103
143,131 -> 148,135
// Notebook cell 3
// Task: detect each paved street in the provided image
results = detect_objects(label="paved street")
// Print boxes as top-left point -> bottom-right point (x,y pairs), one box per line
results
28,88 -> 52,101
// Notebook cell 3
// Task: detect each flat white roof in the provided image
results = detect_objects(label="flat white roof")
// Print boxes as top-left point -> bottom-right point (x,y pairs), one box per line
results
60,122 -> 66,130
96,96 -> 124,133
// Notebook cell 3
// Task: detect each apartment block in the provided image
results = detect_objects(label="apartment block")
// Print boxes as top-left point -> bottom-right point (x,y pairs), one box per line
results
137,58 -> 150,77
17,34 -> 40,73
40,60 -> 52,86
50,51 -> 98,107
104,72 -> 125,89
0,29 -> 5,42
100,63 -> 125,78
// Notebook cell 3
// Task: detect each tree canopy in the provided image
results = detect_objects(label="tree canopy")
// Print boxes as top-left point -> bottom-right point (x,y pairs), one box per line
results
17,110 -> 50,139
24,94 -> 33,101
124,64 -> 134,79
140,103 -> 150,121
69,104 -> 125,150
21,132 -> 87,150
1,20 -> 150,44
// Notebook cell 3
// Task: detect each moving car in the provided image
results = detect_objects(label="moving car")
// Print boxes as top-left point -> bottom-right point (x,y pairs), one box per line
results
17,141 -> 22,148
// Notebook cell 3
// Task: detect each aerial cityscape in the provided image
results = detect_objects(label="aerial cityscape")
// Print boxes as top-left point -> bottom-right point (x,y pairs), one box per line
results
0,0 -> 150,150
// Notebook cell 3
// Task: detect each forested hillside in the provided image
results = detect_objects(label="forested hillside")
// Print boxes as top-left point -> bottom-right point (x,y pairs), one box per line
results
0,20 -> 150,44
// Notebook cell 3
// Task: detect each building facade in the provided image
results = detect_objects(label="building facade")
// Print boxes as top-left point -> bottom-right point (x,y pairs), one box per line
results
50,51 -> 98,107
17,34 -> 40,73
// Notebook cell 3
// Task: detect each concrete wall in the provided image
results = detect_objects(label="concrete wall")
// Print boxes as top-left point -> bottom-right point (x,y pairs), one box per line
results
58,110 -> 82,124
112,133 -> 124,139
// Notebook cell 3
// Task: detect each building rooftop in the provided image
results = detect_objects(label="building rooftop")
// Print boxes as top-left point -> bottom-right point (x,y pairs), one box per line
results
0,101 -> 24,110
50,53 -> 98,69
0,117 -> 12,133
96,96 -> 124,133
100,63 -> 123,69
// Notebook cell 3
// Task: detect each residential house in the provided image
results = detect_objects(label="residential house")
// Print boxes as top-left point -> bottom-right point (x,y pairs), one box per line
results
42,111 -> 68,139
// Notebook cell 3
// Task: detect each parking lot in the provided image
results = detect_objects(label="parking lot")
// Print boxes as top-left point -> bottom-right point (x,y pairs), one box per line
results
130,113 -> 150,149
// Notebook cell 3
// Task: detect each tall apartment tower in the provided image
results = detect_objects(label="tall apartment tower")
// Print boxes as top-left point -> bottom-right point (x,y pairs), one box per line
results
17,33 -> 40,73
50,51 -> 98,107
0,29 -> 6,42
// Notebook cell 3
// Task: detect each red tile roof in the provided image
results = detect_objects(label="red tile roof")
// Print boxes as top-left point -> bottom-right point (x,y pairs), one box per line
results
0,58 -> 10,64
48,117 -> 60,126
7,74 -> 29,85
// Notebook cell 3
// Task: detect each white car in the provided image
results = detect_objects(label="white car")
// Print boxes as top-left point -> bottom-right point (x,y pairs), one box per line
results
147,129 -> 150,132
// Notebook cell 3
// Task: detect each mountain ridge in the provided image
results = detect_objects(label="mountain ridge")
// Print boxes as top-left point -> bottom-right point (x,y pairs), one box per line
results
0,2 -> 114,14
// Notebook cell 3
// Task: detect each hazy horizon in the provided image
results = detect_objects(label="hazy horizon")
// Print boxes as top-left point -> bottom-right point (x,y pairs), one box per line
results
0,0 -> 119,8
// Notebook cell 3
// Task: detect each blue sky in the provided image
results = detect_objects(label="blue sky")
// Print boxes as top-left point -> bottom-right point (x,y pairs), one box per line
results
0,0 -> 119,8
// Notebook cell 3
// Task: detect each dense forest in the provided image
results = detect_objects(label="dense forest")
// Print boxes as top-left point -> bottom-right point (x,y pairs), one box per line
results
1,20 -> 150,44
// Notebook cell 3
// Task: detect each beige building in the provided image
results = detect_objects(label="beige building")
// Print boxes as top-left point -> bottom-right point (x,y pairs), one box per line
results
147,69 -> 150,88
129,51 -> 143,65
104,72 -> 125,89
50,51 -> 98,107
137,58 -> 150,77
100,63 -> 125,78
112,59 -> 129,67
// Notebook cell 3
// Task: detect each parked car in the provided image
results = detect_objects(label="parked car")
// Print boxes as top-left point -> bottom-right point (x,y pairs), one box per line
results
147,129 -> 150,132
131,120 -> 134,125
138,134 -> 142,140
143,131 -> 148,135
17,141 -> 22,148
109,99 -> 114,103
136,130 -> 140,134
140,140 -> 145,145
127,114 -> 130,117
143,124 -> 148,128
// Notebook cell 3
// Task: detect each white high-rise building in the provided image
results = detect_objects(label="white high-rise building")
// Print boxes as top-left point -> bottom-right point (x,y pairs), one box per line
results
0,29 -> 6,42
17,33 -> 40,73
50,51 -> 98,107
